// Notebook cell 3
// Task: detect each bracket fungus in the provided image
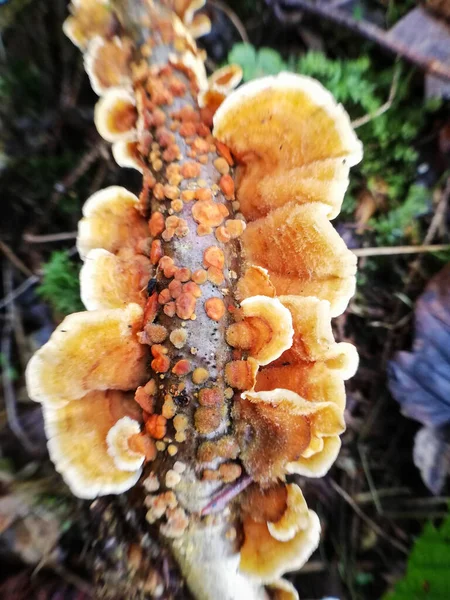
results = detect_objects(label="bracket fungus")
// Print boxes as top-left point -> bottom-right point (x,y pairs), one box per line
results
26,1 -> 362,598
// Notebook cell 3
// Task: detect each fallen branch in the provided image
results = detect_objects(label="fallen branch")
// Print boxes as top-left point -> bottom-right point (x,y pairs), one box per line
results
353,243 -> 450,257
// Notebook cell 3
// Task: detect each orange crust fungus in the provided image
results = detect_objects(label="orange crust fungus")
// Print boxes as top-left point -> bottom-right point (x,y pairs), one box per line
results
26,2 -> 362,599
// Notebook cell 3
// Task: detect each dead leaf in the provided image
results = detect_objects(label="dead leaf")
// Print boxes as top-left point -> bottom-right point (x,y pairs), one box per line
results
388,263 -> 450,492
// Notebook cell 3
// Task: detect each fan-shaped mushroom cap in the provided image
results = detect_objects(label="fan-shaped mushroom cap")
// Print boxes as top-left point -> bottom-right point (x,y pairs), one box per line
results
188,12 -> 211,38
198,65 -> 243,121
266,579 -> 299,600
112,141 -> 143,172
234,389 -> 345,483
44,390 -> 143,499
287,435 -> 342,478
84,36 -> 133,96
240,202 -> 357,316
235,266 -> 275,302
77,186 -> 148,260
80,249 -> 151,310
213,72 -> 362,221
255,362 -> 347,411
106,416 -> 145,471
226,296 -> 293,366
26,303 -> 147,407
63,0 -> 112,51
267,484 -> 310,542
274,296 -> 359,379
239,509 -> 321,583
94,88 -> 137,143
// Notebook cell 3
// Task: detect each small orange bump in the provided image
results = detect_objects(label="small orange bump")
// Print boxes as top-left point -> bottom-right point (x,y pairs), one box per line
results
163,301 -> 176,317
145,414 -> 167,440
192,269 -> 208,284
169,328 -> 187,349
192,367 -> 209,385
171,199 -> 183,213
207,267 -> 224,286
151,344 -> 170,373
162,144 -> 181,162
150,240 -> 163,265
214,157 -> 230,175
179,122 -> 196,137
192,137 -> 210,154
196,122 -> 210,138
197,223 -> 213,236
204,246 -> 225,269
176,293 -> 196,320
192,200 -> 228,228
174,267 -> 191,282
143,292 -> 158,324
198,155 -> 209,164
152,108 -> 166,127
225,219 -> 246,239
149,211 -> 165,237
198,387 -> 223,407
159,256 -> 177,278
219,174 -> 235,199
195,406 -> 222,434
129,433 -> 157,462
164,184 -> 180,200
225,360 -> 257,391
158,289 -> 171,304
168,279 -> 183,299
219,462 -> 242,483
153,182 -> 165,200
134,386 -> 155,414
183,281 -> 201,298
205,297 -> 226,321
215,140 -> 234,166
172,359 -> 191,376
181,190 -> 195,202
215,226 -> 231,243
195,188 -> 212,202
180,161 -> 201,179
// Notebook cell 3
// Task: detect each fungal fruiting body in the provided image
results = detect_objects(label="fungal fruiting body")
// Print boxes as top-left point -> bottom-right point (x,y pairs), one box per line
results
26,1 -> 362,598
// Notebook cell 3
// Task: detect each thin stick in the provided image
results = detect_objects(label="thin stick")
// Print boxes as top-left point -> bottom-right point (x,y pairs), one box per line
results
280,0 -> 450,80
0,240 -> 33,278
352,65 -> 400,129
207,0 -> 250,43
0,275 -> 40,311
201,475 -> 253,515
352,243 -> 450,257
23,231 -> 78,244
330,479 -> 409,554
1,264 -> 37,454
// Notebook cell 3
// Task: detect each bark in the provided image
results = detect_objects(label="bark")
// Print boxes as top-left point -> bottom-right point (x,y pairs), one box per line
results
76,2 -> 268,598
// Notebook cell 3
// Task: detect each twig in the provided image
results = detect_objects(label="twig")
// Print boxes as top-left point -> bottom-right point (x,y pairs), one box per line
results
23,232 -> 78,244
330,479 -> 409,554
0,241 -> 33,278
354,487 -> 411,504
352,65 -> 400,129
1,263 -> 37,455
207,0 -> 250,43
0,275 -> 40,311
358,443 -> 383,515
352,243 -> 450,257
201,475 -> 253,515
281,0 -> 450,80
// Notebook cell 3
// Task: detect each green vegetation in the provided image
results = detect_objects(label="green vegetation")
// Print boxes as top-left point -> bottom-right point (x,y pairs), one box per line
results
37,251 -> 83,316
227,44 -> 441,242
383,510 -> 450,599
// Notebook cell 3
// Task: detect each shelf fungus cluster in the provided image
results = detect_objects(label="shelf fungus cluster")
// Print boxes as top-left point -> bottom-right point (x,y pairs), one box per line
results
26,1 -> 362,599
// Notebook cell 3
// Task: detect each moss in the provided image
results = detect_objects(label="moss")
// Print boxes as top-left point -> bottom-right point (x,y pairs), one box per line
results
37,251 -> 84,316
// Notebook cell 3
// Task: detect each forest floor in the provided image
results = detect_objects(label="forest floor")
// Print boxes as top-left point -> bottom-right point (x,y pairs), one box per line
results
0,1 -> 449,599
